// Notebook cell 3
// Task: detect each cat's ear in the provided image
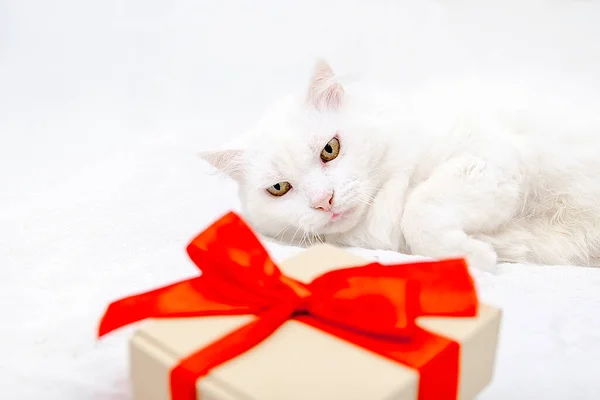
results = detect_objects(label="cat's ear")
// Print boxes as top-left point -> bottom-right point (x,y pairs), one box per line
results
306,59 -> 345,112
198,148 -> 245,181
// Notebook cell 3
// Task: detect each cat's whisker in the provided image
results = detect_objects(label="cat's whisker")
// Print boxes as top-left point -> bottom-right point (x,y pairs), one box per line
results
356,198 -> 374,207
355,167 -> 387,182
359,191 -> 378,200
274,222 -> 292,240
276,226 -> 293,243
298,230 -> 306,247
289,224 -> 304,246
316,234 -> 325,244
358,183 -> 386,191
300,231 -> 311,248
274,214 -> 304,244
356,166 -> 384,177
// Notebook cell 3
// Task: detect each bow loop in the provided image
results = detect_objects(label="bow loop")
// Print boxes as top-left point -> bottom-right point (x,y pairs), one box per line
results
187,212 -> 293,303
306,265 -> 421,339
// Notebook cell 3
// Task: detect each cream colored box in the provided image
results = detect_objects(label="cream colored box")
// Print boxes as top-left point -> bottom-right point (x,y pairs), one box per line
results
129,244 -> 501,400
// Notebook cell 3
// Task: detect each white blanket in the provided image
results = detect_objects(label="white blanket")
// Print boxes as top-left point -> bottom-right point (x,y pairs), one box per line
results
3,129 -> 600,399
2,1 -> 600,399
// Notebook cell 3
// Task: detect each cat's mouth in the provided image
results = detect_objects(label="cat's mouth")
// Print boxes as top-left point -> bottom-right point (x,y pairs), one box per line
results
319,206 -> 362,234
330,212 -> 345,222
328,208 -> 355,223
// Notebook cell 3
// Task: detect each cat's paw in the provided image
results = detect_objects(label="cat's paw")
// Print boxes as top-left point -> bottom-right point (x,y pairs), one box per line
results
462,238 -> 498,272
406,230 -> 498,272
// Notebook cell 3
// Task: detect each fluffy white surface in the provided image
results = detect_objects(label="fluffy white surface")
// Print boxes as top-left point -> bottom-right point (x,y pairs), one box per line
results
3,1 -> 600,399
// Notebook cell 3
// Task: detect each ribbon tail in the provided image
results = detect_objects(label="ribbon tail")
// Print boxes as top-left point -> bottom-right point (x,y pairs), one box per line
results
98,276 -> 260,337
170,301 -> 296,400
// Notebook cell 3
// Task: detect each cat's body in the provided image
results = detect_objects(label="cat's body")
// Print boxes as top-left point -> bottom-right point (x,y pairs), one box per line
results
201,61 -> 600,270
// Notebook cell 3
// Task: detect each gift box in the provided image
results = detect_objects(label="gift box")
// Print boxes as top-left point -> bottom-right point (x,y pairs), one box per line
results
98,212 -> 502,400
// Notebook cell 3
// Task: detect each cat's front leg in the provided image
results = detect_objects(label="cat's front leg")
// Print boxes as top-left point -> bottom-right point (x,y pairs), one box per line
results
326,175 -> 409,252
361,174 -> 409,252
401,156 -> 522,271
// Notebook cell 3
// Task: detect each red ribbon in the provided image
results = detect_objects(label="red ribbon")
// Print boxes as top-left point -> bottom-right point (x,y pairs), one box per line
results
98,212 -> 478,400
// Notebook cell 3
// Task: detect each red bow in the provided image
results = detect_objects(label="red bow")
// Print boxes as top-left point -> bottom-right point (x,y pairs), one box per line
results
98,212 -> 478,400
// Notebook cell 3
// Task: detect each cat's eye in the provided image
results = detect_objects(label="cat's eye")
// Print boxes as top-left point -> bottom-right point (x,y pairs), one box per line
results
266,181 -> 292,197
320,137 -> 340,162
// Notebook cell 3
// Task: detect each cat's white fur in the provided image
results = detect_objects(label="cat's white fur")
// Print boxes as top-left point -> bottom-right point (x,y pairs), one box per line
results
200,60 -> 600,271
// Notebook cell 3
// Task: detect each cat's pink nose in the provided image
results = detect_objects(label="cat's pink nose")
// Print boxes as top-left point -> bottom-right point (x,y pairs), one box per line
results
311,192 -> 334,212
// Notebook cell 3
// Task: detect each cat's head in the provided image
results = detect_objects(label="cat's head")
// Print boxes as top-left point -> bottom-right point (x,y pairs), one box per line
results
200,61 -> 388,243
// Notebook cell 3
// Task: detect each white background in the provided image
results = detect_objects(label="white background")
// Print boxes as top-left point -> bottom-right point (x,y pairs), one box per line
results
2,1 -> 600,399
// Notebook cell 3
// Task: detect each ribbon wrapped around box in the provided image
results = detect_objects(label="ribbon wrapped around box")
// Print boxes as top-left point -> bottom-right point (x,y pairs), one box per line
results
98,212 -> 502,400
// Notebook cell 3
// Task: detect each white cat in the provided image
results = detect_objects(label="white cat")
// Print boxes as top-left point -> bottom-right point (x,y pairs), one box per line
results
200,60 -> 600,271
